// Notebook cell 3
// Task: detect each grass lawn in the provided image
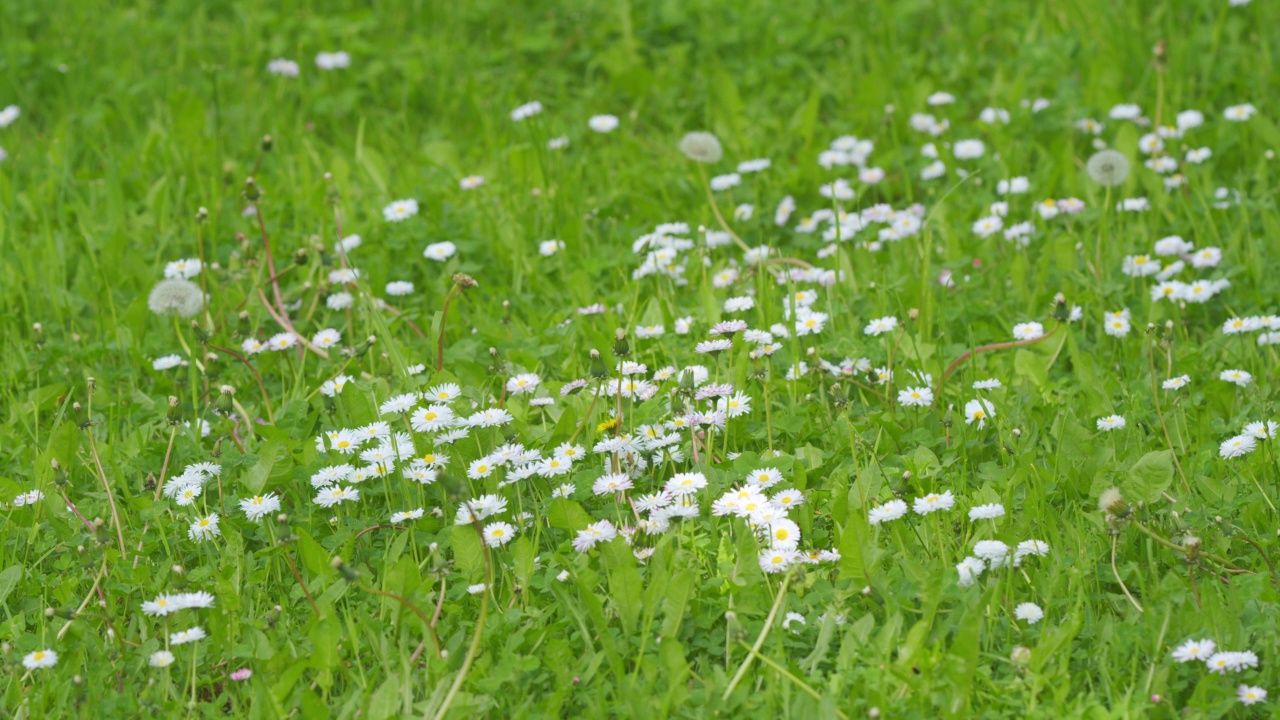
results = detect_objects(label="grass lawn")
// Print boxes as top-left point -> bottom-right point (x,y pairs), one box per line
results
1,0 -> 1279,716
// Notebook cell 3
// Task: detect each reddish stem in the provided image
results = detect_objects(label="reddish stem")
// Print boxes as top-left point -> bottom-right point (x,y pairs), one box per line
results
254,204 -> 286,316
934,325 -> 1059,398
209,344 -> 275,423
256,288 -> 330,359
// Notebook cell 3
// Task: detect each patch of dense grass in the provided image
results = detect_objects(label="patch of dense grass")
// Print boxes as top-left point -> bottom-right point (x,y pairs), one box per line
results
1,0 -> 1279,717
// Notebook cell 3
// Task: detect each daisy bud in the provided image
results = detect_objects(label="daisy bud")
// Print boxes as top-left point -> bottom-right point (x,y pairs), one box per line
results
45,607 -> 55,617
173,565 -> 184,574
613,328 -> 630,358
1010,646 -> 1032,665
336,560 -> 360,583
196,206 -> 208,222
293,247 -> 309,265
216,385 -> 236,414
261,135 -> 273,152
1013,428 -> 1022,437
868,708 -> 881,719
1051,294 -> 1068,322
902,471 -> 911,481
33,322 -> 42,334
76,545 -> 84,553
73,675 -> 82,685
243,176 -> 262,202
589,350 -> 608,379
1182,535 -> 1201,551
908,308 -> 919,320
353,335 -> 377,358
276,514 -> 288,524
190,321 -> 211,345
71,333 -> 81,343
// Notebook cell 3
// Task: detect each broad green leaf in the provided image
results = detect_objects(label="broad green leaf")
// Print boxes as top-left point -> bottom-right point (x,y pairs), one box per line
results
0,566 -> 22,605
295,530 -> 330,578
512,536 -> 536,584
601,537 -> 642,632
309,618 -> 340,671
452,524 -> 486,577
547,498 -> 593,532
366,674 -> 401,720
1123,450 -> 1174,504
661,568 -> 694,638
241,439 -> 284,494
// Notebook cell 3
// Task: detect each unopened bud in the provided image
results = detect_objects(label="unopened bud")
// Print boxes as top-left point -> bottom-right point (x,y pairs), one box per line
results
331,556 -> 360,582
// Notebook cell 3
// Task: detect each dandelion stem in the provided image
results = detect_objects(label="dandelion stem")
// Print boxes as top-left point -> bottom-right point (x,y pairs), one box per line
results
1147,340 -> 1190,496
282,549 -> 321,619
1111,535 -> 1144,613
432,521 -> 492,720
85,420 -> 129,559
356,584 -> 441,659
436,284 -> 463,373
737,641 -> 850,720
722,570 -> 791,701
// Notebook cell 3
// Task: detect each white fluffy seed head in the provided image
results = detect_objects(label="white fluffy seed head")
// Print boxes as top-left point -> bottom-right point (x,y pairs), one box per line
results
147,279 -> 204,317
679,132 -> 723,163
1086,149 -> 1130,187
